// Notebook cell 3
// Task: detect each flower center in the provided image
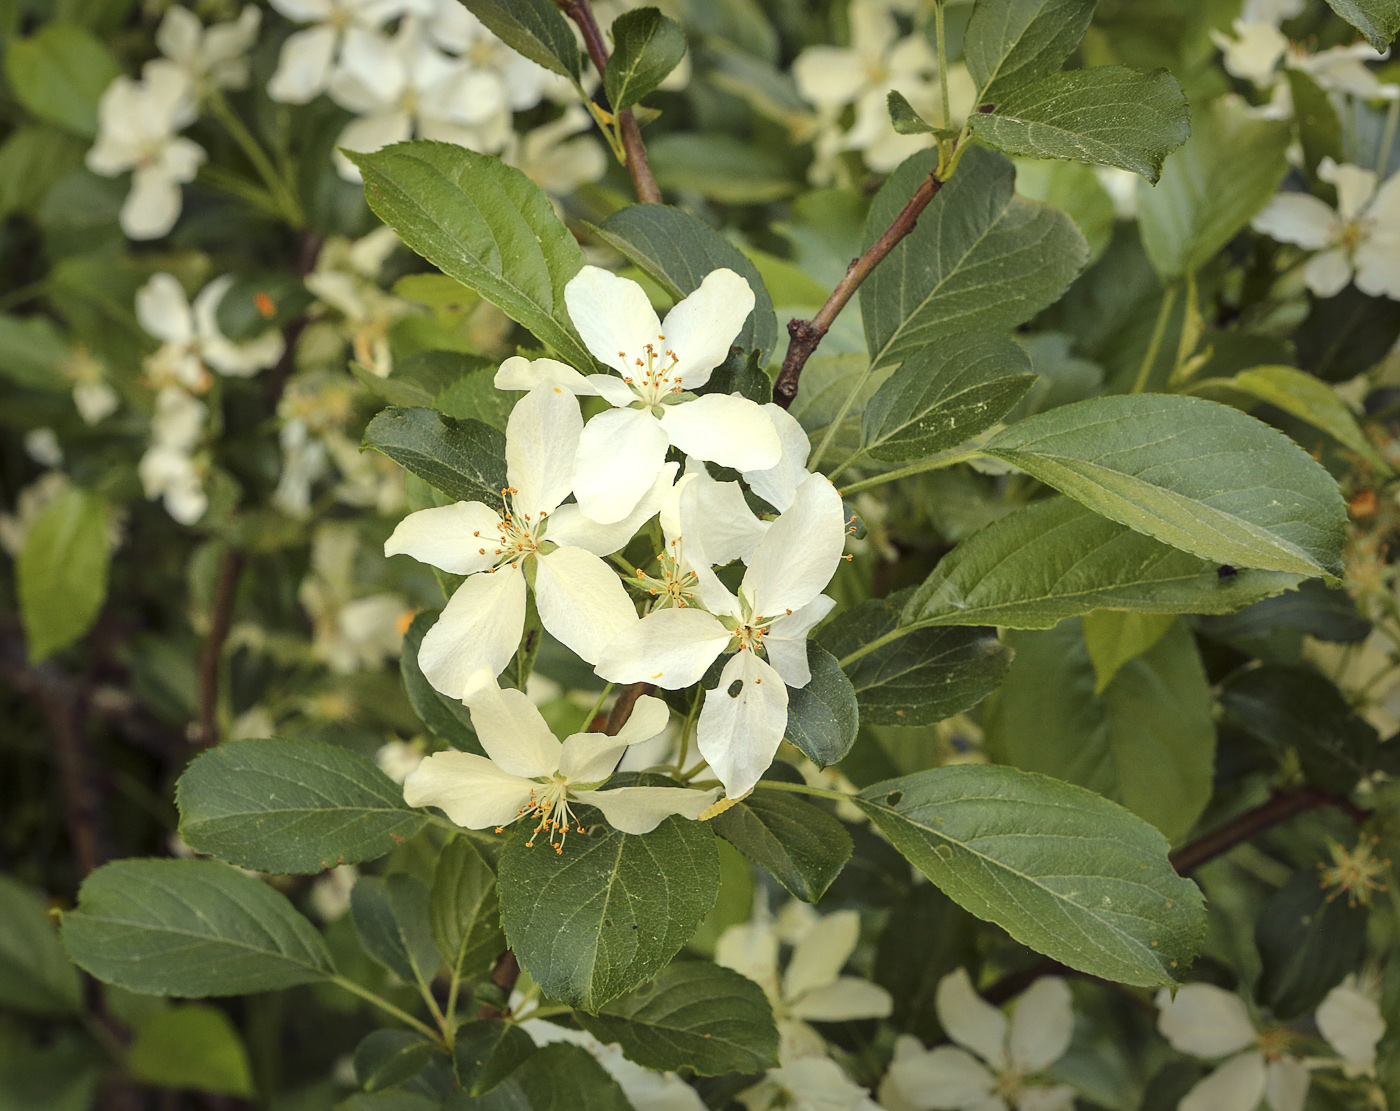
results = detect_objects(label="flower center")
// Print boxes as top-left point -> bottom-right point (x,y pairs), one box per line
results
521,776 -> 585,854
632,537 -> 699,609
1320,834 -> 1390,907
476,486 -> 546,570
1256,1026 -> 1298,1061
1339,219 -> 1366,252
619,337 -> 683,407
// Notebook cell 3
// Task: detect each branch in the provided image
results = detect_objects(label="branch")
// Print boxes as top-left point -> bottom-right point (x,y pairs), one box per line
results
476,950 -> 522,1020
563,0 -> 663,204
772,170 -> 944,408
604,680 -> 655,735
196,548 -> 245,748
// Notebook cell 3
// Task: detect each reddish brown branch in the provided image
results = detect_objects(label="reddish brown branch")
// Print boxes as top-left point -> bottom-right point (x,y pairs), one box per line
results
562,0 -> 663,205
475,950 -> 522,1020
196,548 -> 246,748
773,170 -> 944,408
604,681 -> 655,735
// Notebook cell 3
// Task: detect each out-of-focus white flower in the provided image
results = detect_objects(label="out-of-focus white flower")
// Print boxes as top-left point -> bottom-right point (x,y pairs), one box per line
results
1292,42 -> 1399,102
882,969 -> 1075,1111
741,1053 -> 883,1111
309,864 -> 358,921
137,273 -> 286,390
717,905 -> 892,1059
156,5 -> 261,98
86,64 -> 203,240
375,740 -> 424,785
521,1018 -> 707,1111
24,428 -> 63,468
1242,0 -> 1304,21
1211,19 -> 1289,88
1315,974 -> 1386,1079
1253,158 -> 1400,299
268,0 -> 410,104
67,349 -> 120,425
504,105 -> 607,196
420,0 -> 562,107
1155,983 -> 1310,1111
305,227 -> 408,377
328,20 -> 511,180
140,385 -> 208,525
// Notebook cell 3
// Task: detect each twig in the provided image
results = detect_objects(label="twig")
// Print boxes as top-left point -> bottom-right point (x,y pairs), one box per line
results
563,0 -> 663,204
604,681 -> 655,735
476,950 -> 522,1020
772,170 -> 944,409
196,548 -> 246,748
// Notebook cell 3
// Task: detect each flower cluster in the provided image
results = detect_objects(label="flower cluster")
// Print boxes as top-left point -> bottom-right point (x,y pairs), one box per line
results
388,265 -> 850,831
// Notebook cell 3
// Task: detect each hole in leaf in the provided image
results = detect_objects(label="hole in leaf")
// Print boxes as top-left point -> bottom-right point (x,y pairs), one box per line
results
727,679 -> 743,697
885,789 -> 903,807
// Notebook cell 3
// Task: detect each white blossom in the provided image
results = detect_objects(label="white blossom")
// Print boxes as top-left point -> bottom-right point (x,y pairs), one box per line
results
741,1054 -> 884,1111
268,0 -> 411,104
1253,158 -> 1400,299
305,226 -> 408,377
375,740 -> 425,785
403,670 -> 719,845
156,5 -> 261,99
882,970 -> 1075,1111
520,1018 -> 706,1111
139,385 -> 208,525
1315,974 -> 1386,1079
137,273 -> 286,389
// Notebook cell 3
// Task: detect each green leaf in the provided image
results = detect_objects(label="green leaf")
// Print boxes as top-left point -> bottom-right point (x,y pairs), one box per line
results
365,406 -> 508,512
0,313 -> 71,390
431,839 -> 505,986
1138,101 -> 1289,280
648,133 -> 799,204
902,498 -> 1304,630
457,0 -> 581,80
604,8 -> 687,110
352,874 -> 442,987
498,807 -> 719,1011
354,1030 -> 440,1093
886,90 -> 955,137
1255,871 -> 1368,1019
127,1004 -> 255,1098
820,597 -> 1012,726
861,147 -> 1088,371
0,126 -> 87,219
62,858 -> 335,996
456,1042 -> 634,1111
711,791 -> 852,903
351,142 -> 593,371
983,619 -> 1215,841
1321,0 -> 1400,50
981,394 -> 1347,579
963,0 -> 1096,101
1081,610 -> 1176,694
1013,160 -> 1115,264
0,874 -> 82,1015
591,203 -> 778,364
854,764 -> 1206,986
860,332 -> 1034,461
1220,666 -> 1378,795
575,961 -> 779,1076
4,23 -> 120,137
875,885 -> 979,1043
454,1019 -> 536,1096
782,642 -> 859,768
1284,69 -> 1344,179
968,67 -> 1189,183
0,1031 -> 101,1111
435,364 -> 514,432
402,611 -> 482,752
176,737 -> 427,875
1192,365 -> 1392,473
17,487 -> 110,662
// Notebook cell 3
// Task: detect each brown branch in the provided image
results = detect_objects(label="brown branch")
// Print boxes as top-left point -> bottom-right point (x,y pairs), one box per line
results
196,548 -> 246,748
562,0 -> 663,204
773,171 -> 945,408
604,681 -> 655,735
475,950 -> 522,1020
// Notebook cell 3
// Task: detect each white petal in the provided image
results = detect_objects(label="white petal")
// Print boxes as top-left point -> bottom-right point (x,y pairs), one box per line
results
137,274 -> 194,344
494,355 -> 597,394
1364,170 -> 1400,227
936,969 -> 1009,1072
556,731 -> 629,783
546,462 -> 677,556
742,473 -> 847,617
783,910 -> 859,1000
763,595 -> 836,688
696,651 -> 788,798
1180,1053 -> 1267,1111
533,546 -> 638,664
565,265 -> 662,377
1154,984 -> 1258,1057
594,608 -> 731,688
1354,234 -> 1400,299
268,25 -> 338,103
716,919 -> 779,990
1018,1086 -> 1077,1111
418,564 -> 527,694
574,785 -> 720,833
1252,193 -> 1339,249
334,110 -> 412,180
743,403 -> 812,512
1264,1057 -> 1309,1111
658,269 -> 756,389
613,693 -> 671,746
886,1046 -> 996,1109
585,373 -> 638,408
1321,161 -> 1378,222
460,671 -> 561,777
573,405 -> 671,524
1303,248 -> 1353,297
507,383 -> 581,517
673,474 -> 742,615
384,502 -> 504,574
123,163 -> 183,239
658,394 -> 781,472
789,977 -> 893,1022
1009,978 -> 1073,1072
792,46 -> 869,109
673,467 -> 767,568
1316,979 -> 1385,1074
403,750 -> 536,829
